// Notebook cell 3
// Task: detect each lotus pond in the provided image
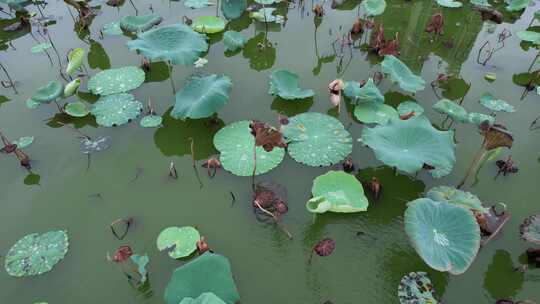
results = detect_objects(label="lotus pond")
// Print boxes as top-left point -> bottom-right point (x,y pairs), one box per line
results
2,0 -> 540,303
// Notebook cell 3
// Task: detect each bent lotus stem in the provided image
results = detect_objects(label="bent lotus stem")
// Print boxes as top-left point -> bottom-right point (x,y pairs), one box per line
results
169,162 -> 178,179
0,61 -> 17,94
254,200 -> 293,239
457,139 -> 488,189
189,138 -> 203,188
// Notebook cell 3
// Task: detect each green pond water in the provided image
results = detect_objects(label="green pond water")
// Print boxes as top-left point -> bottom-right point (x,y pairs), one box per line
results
1,0 -> 540,303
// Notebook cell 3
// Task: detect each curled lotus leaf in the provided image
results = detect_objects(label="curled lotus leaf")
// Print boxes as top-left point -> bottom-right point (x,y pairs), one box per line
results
140,115 -> 163,128
184,0 -> 213,9
221,0 -> 247,20
65,101 -> 90,117
88,66 -> 145,96
64,78 -> 81,97
223,30 -> 246,52
360,115 -> 456,178
432,99 -> 468,123
353,102 -> 398,125
506,0 -> 531,11
307,171 -> 369,214
282,112 -> 353,167
91,93 -> 143,127
381,55 -> 426,93
192,16 -> 226,34
4,230 -> 69,277
479,93 -> 515,113
30,42 -> 52,54
269,69 -> 314,100
102,22 -> 123,36
468,112 -> 495,126
404,198 -> 481,275
343,78 -> 384,104
361,0 -> 386,16
398,272 -> 438,304
31,81 -> 63,104
126,24 -> 208,66
119,14 -> 163,32
66,48 -> 85,75
12,136 -> 34,149
213,120 -> 285,176
80,136 -> 111,154
397,101 -> 424,116
250,8 -> 284,24
426,185 -> 490,213
179,292 -> 227,304
436,0 -> 462,7
520,214 -> 540,244
156,226 -> 200,259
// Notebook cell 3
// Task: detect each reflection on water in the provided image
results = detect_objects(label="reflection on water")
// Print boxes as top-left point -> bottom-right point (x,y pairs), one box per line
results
484,250 -> 524,301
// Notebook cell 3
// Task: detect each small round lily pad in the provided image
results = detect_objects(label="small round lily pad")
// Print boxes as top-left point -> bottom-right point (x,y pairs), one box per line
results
140,115 -> 162,128
65,101 -> 90,117
91,93 -> 143,127
192,16 -> 226,34
157,226 -> 200,259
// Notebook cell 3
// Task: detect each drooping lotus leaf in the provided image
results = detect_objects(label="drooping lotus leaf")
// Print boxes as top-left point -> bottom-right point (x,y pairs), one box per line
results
192,16 -> 226,34
404,198 -> 481,275
398,272 -> 438,304
214,120 -> 285,176
30,43 -> 52,54
250,8 -> 284,24
80,136 -> 111,154
361,0 -> 386,16
87,66 -> 145,95
517,31 -> 540,44
506,0 -> 530,11
479,93 -> 515,112
520,215 -> 540,244
360,115 -> 456,178
126,24 -> 208,66
120,14 -> 162,32
436,0 -> 462,7
65,101 -> 90,117
4,230 -> 69,277
268,69 -> 314,100
397,101 -> 424,116
171,74 -> 232,120
91,93 -> 143,127
179,292 -> 227,304
432,99 -> 468,123
381,55 -> 426,93
102,22 -> 123,36
66,48 -> 85,75
156,226 -> 200,259
306,170 -> 369,213
130,254 -> 149,283
282,112 -> 353,166
426,186 -> 489,213
64,78 -> 81,97
164,252 -> 240,304
221,0 -> 247,20
184,0 -> 212,9
140,115 -> 163,128
12,136 -> 34,149
468,112 -> 495,126
31,81 -> 63,104
223,30 -> 246,52
343,78 -> 384,104
353,102 -> 398,125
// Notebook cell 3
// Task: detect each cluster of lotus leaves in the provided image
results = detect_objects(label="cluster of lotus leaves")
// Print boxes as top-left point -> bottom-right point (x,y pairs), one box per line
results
307,171 -> 369,214
91,93 -> 143,127
381,55 -> 426,93
520,214 -> 540,244
361,0 -> 386,16
426,186 -> 490,213
87,66 -> 145,96
221,0 -> 247,20
361,115 -> 456,178
192,16 -> 226,34
223,31 -> 247,52
214,120 -> 285,176
397,272 -> 438,304
4,230 -> 69,277
157,226 -> 200,259
126,24 -> 208,66
119,14 -> 163,32
29,81 -> 63,105
479,93 -> 515,113
171,74 -> 232,120
164,252 -> 240,304
269,69 -> 314,100
343,78 -> 384,104
405,198 -> 481,274
432,99 -> 468,123
282,112 -> 353,166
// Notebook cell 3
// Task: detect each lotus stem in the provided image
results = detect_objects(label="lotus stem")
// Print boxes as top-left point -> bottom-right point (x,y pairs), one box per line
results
169,162 -> 178,179
168,62 -> 176,94
457,140 -> 488,189
252,143 -> 257,191
189,137 -> 203,188
527,49 -> 540,73
0,61 -> 17,94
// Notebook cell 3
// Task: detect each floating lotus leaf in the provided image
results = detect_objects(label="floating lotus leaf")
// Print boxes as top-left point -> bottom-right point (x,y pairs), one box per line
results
471,0 -> 491,6
353,102 -> 398,125
140,115 -> 162,128
479,93 -> 515,112
179,292 -> 227,304
255,0 -> 280,4
361,0 -> 386,16
171,74 -> 232,120
398,272 -> 438,304
426,186 -> 489,213
30,43 -> 52,54
184,0 -> 212,8
12,136 -> 34,149
87,66 -> 145,95
517,31 -> 540,44
282,112 -> 353,166
269,69 -> 314,100
214,121 -> 285,176
126,24 -> 208,66
27,98 -> 41,109
64,78 -> 81,97
397,101 -> 424,116
432,99 -> 468,123
221,0 -> 246,19
91,93 -> 143,127
164,252 -> 240,304
65,101 -> 90,117
506,0 -> 530,11
120,14 -> 162,32
306,171 -> 369,214
436,0 -> 462,7
192,16 -> 226,34
102,22 -> 123,36
468,112 -> 495,126
250,8 -> 284,23
360,115 -> 456,178
130,254 -> 149,283
157,226 -> 200,259
404,198 -> 481,275
520,215 -> 540,244
31,81 -> 63,104
66,48 -> 85,75
223,30 -> 246,52
381,55 -> 426,93
343,78 -> 384,104
4,230 -> 69,277
80,136 -> 111,154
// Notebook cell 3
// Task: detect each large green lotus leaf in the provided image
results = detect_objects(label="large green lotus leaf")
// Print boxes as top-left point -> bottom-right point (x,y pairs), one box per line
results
381,55 -> 426,93
4,230 -> 69,277
184,0 -> 212,8
479,93 -> 515,112
506,0 -> 530,11
171,74 -> 232,120
30,43 -> 52,54
404,198 -> 481,275
87,66 -> 145,96
119,14 -> 162,32
221,0 -> 247,19
397,101 -> 424,116
268,69 -> 314,100
91,93 -> 143,127
213,121 -> 285,176
65,101 -> 90,117
102,22 -> 123,36
66,48 -> 85,75
31,81 -> 63,104
520,214 -> 540,244
517,31 -> 540,44
140,115 -> 162,128
426,186 -> 489,213
398,272 -> 438,304
353,102 -> 398,125
282,112 -> 353,166
250,8 -> 284,23
432,99 -> 468,123
179,292 -> 227,304
361,0 -> 386,16
164,252 -> 240,304
467,112 -> 495,126
223,30 -> 246,52
360,115 -> 456,178
436,0 -> 462,7
156,226 -> 200,259
126,24 -> 208,66
192,16 -> 226,34
306,170 -> 369,214
343,78 -> 384,104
